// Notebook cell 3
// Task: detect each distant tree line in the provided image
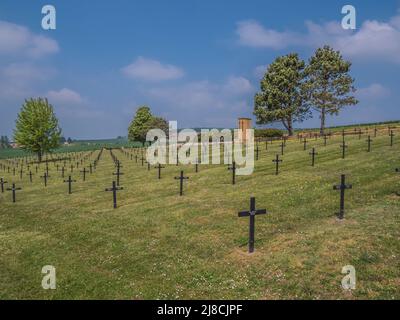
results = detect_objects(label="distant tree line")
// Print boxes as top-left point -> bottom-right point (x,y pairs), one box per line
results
254,45 -> 358,136
0,136 -> 11,149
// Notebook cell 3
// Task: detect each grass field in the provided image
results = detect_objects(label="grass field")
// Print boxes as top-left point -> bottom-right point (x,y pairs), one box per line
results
0,130 -> 399,299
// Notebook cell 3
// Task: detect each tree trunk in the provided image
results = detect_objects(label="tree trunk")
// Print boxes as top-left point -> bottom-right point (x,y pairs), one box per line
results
320,107 -> 326,135
287,117 -> 294,136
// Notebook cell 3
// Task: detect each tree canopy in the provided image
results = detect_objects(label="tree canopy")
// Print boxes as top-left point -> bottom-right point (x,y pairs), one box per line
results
303,45 -> 358,134
14,98 -> 62,161
254,53 -> 310,136
128,106 -> 168,144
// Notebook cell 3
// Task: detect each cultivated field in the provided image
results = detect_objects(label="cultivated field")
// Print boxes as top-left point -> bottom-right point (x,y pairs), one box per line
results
0,127 -> 399,299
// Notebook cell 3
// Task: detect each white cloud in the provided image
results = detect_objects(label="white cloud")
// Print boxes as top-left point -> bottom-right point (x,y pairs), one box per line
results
236,12 -> 400,64
121,56 -> 184,81
236,20 -> 298,49
47,88 -> 84,105
357,83 -> 391,100
0,20 -> 59,58
223,76 -> 254,95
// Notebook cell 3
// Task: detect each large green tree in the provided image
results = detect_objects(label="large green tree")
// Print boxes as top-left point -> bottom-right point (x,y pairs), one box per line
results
14,98 -> 62,162
128,106 -> 169,145
303,45 -> 358,135
254,53 -> 310,136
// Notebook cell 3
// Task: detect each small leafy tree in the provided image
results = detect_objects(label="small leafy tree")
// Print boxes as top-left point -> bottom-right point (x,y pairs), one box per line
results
0,136 -> 10,149
14,98 -> 62,162
128,106 -> 168,145
303,45 -> 358,135
254,53 -> 310,136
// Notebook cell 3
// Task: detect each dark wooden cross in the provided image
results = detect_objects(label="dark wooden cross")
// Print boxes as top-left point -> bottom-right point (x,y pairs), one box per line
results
40,172 -> 50,187
27,171 -> 33,183
7,183 -> 21,203
0,178 -> 8,193
390,130 -> 395,147
238,197 -> 268,253
358,129 -> 362,140
105,181 -> 124,209
303,138 -> 308,151
70,164 -> 74,172
61,166 -> 65,178
113,161 -> 124,186
366,136 -> 372,152
174,171 -> 189,196
374,127 -> 378,137
195,158 -> 200,173
140,155 -> 145,166
228,161 -> 236,185
155,163 -> 165,179
255,145 -> 260,161
45,162 -> 49,175
272,154 -> 282,175
396,168 -> 400,196
340,137 -> 348,159
80,168 -> 87,181
89,164 -> 93,174
309,148 -> 318,167
333,174 -> 352,220
19,168 -> 23,179
323,134 -> 328,146
64,176 -> 77,194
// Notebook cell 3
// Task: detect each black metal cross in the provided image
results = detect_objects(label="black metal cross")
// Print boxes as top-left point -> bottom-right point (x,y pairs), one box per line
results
80,167 -> 87,181
7,183 -> 22,203
323,135 -> 328,146
272,154 -> 282,175
309,148 -> 318,167
280,142 -> 285,156
140,155 -> 145,166
63,175 -> 77,194
113,161 -> 124,186
155,163 -> 165,179
40,172 -> 50,187
366,136 -> 373,152
255,145 -> 260,161
303,138 -> 308,151
105,181 -> 124,209
333,174 -> 352,220
27,171 -> 33,183
396,168 -> 400,196
340,138 -> 348,159
0,177 -> 8,193
238,197 -> 268,253
174,171 -> 189,196
228,161 -> 236,185
390,130 -> 395,147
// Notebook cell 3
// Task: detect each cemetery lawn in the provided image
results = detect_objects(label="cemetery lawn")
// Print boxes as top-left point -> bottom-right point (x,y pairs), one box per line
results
0,132 -> 399,299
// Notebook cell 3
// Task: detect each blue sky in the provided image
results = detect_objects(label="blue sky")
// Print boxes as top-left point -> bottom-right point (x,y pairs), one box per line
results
0,0 -> 399,139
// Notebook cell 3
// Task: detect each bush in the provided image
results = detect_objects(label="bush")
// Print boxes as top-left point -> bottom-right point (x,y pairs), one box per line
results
254,128 -> 284,138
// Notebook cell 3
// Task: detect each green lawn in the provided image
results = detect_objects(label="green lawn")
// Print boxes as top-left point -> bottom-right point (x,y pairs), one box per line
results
0,131 -> 399,299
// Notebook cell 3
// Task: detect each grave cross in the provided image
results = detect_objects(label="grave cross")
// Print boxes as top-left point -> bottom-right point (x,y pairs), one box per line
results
303,138 -> 308,151
63,176 -> 77,194
323,135 -> 328,147
19,168 -> 23,179
228,161 -> 236,185
140,155 -> 145,166
155,163 -> 165,179
390,130 -> 395,147
113,161 -> 124,186
0,178 -> 8,193
280,142 -> 285,156
105,181 -> 124,209
255,145 -> 260,161
396,168 -> 400,196
309,148 -> 318,167
7,183 -> 21,203
238,197 -> 268,253
366,136 -> 373,152
80,168 -> 88,181
40,172 -> 50,187
333,174 -> 352,220
340,137 -> 348,159
27,171 -> 33,183
272,154 -> 283,175
174,171 -> 189,196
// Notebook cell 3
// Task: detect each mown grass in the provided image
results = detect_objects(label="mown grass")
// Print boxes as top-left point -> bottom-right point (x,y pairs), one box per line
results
0,131 -> 399,299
